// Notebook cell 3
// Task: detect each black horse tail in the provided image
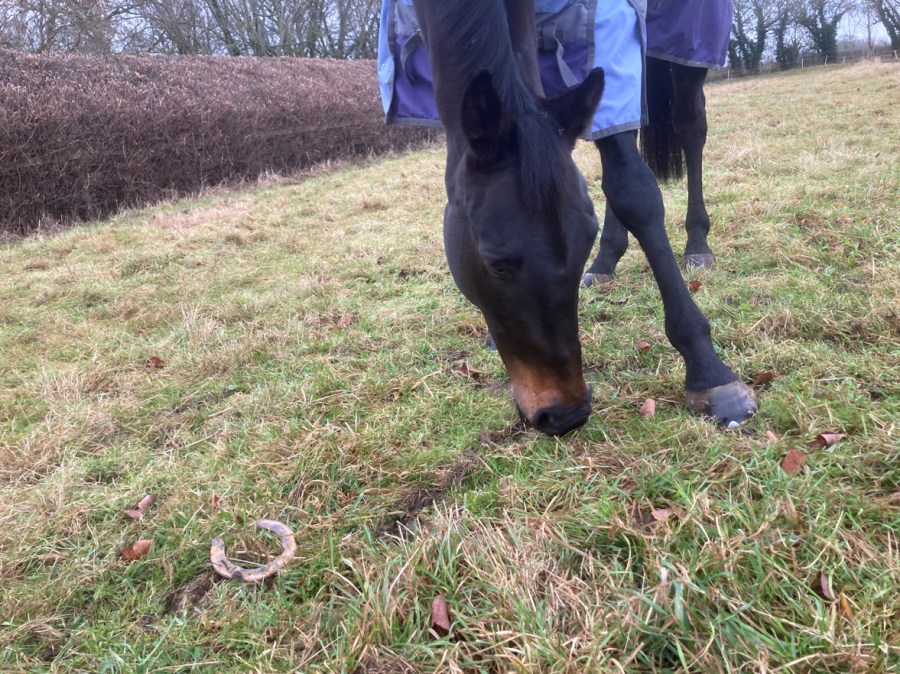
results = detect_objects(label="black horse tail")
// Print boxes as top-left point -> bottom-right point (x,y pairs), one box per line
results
640,57 -> 683,182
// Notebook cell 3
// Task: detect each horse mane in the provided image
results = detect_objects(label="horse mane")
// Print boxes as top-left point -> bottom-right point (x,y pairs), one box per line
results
432,0 -> 567,212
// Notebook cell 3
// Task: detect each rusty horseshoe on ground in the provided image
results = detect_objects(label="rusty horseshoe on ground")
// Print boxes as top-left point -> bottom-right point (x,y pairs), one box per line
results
210,519 -> 297,582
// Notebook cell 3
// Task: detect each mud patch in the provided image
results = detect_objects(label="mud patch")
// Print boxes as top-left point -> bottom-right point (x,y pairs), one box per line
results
377,450 -> 478,538
165,572 -> 219,613
354,656 -> 418,674
885,310 -> 900,337
478,419 -> 528,446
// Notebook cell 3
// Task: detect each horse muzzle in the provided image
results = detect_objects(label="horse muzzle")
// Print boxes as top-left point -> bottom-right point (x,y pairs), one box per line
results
518,385 -> 593,436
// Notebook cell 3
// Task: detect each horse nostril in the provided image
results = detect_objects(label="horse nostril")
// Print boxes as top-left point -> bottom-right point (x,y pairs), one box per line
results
530,401 -> 591,436
532,409 -> 552,432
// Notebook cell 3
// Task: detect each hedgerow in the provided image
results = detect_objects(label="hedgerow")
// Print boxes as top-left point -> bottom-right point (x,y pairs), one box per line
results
0,50 -> 437,233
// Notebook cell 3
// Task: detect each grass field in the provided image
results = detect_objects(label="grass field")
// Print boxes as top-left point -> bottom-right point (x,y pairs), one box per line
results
1,62 -> 898,673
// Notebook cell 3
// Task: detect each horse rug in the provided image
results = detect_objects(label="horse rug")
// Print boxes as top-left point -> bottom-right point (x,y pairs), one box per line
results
377,0 -> 732,140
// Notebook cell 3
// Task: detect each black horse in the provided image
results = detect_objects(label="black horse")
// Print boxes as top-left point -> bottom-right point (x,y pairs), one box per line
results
583,1 -> 731,285
392,0 -> 755,434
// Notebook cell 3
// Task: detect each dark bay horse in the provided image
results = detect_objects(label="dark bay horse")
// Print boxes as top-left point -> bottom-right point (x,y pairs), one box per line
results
381,0 -> 755,434
582,0 -> 733,285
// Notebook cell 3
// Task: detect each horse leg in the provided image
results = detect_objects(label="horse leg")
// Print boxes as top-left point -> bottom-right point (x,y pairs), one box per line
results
671,63 -> 715,269
596,131 -> 755,423
581,202 -> 628,287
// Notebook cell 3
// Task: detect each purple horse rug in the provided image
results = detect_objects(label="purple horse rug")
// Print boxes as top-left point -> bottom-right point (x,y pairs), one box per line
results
646,0 -> 733,68
378,0 -> 732,140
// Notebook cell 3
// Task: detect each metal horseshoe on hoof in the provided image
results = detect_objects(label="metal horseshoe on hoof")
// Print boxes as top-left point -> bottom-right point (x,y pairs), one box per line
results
210,519 -> 297,583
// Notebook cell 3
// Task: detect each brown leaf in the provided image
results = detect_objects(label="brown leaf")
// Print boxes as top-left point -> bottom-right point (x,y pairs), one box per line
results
839,592 -> 853,619
688,280 -> 702,292
639,398 -> 656,419
781,449 -> 806,475
650,508 -> 671,522
764,431 -> 779,444
145,356 -> 165,369
209,494 -> 221,512
337,314 -> 353,329
810,433 -> 846,449
121,539 -> 153,561
810,571 -> 835,601
123,494 -> 157,520
752,371 -> 777,387
430,595 -> 451,637
455,362 -> 483,381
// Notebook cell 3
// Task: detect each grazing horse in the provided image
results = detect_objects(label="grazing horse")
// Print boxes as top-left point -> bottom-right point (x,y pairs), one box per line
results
378,0 -> 755,433
582,0 -> 733,285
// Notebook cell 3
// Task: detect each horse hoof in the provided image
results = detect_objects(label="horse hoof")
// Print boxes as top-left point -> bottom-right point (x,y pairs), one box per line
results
581,273 -> 613,288
683,253 -> 716,270
686,381 -> 757,425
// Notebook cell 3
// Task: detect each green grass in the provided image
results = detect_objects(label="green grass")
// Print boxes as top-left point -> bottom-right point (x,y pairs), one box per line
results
1,62 -> 898,673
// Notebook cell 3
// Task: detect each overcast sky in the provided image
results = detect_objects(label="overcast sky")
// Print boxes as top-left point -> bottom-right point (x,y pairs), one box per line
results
840,12 -> 892,45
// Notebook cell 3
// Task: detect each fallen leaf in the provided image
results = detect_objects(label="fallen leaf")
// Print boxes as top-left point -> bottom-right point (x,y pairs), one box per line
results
209,494 -> 221,512
810,571 -> 835,601
688,280 -> 701,292
639,398 -> 656,419
430,595 -> 451,637
650,508 -> 671,521
781,449 -> 806,475
455,362 -> 483,381
337,314 -> 353,329
123,494 -> 157,520
122,539 -> 153,561
810,433 -> 846,449
635,340 -> 652,353
839,592 -> 853,619
752,371 -> 777,387
145,356 -> 165,369
764,431 -> 779,444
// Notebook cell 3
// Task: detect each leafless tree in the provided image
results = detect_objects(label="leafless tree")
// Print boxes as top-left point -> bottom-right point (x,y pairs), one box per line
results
0,0 -> 381,57
729,0 -> 780,70
796,0 -> 856,61
872,0 -> 900,49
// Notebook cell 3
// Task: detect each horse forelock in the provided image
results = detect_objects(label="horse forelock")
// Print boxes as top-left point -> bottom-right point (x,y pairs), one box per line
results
434,0 -> 567,214
514,113 -> 568,214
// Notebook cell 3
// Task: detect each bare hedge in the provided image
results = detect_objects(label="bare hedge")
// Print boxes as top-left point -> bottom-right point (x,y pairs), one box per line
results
0,50 -> 438,234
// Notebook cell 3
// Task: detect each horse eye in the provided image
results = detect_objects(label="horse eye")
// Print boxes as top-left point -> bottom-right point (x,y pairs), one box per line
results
484,256 -> 522,279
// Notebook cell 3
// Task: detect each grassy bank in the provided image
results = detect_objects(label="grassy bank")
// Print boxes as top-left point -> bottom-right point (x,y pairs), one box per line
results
1,62 -> 898,672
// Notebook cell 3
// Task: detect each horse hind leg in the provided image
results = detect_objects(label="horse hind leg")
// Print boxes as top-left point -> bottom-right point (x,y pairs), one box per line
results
582,202 -> 628,287
671,63 -> 715,269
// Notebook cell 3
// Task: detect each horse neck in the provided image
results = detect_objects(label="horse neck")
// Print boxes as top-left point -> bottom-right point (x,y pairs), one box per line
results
413,0 -> 540,136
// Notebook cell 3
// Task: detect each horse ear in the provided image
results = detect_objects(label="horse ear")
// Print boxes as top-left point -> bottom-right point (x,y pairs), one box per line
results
461,70 -> 514,161
545,67 -> 605,147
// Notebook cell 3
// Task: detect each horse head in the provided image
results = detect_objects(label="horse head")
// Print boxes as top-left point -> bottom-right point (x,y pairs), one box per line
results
443,68 -> 605,435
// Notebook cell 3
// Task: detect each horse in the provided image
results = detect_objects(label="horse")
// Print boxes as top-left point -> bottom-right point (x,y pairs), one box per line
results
378,0 -> 755,434
581,0 -> 733,286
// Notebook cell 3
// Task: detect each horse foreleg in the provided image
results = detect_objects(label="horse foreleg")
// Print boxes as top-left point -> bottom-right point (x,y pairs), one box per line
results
672,63 -> 715,269
596,131 -> 755,424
